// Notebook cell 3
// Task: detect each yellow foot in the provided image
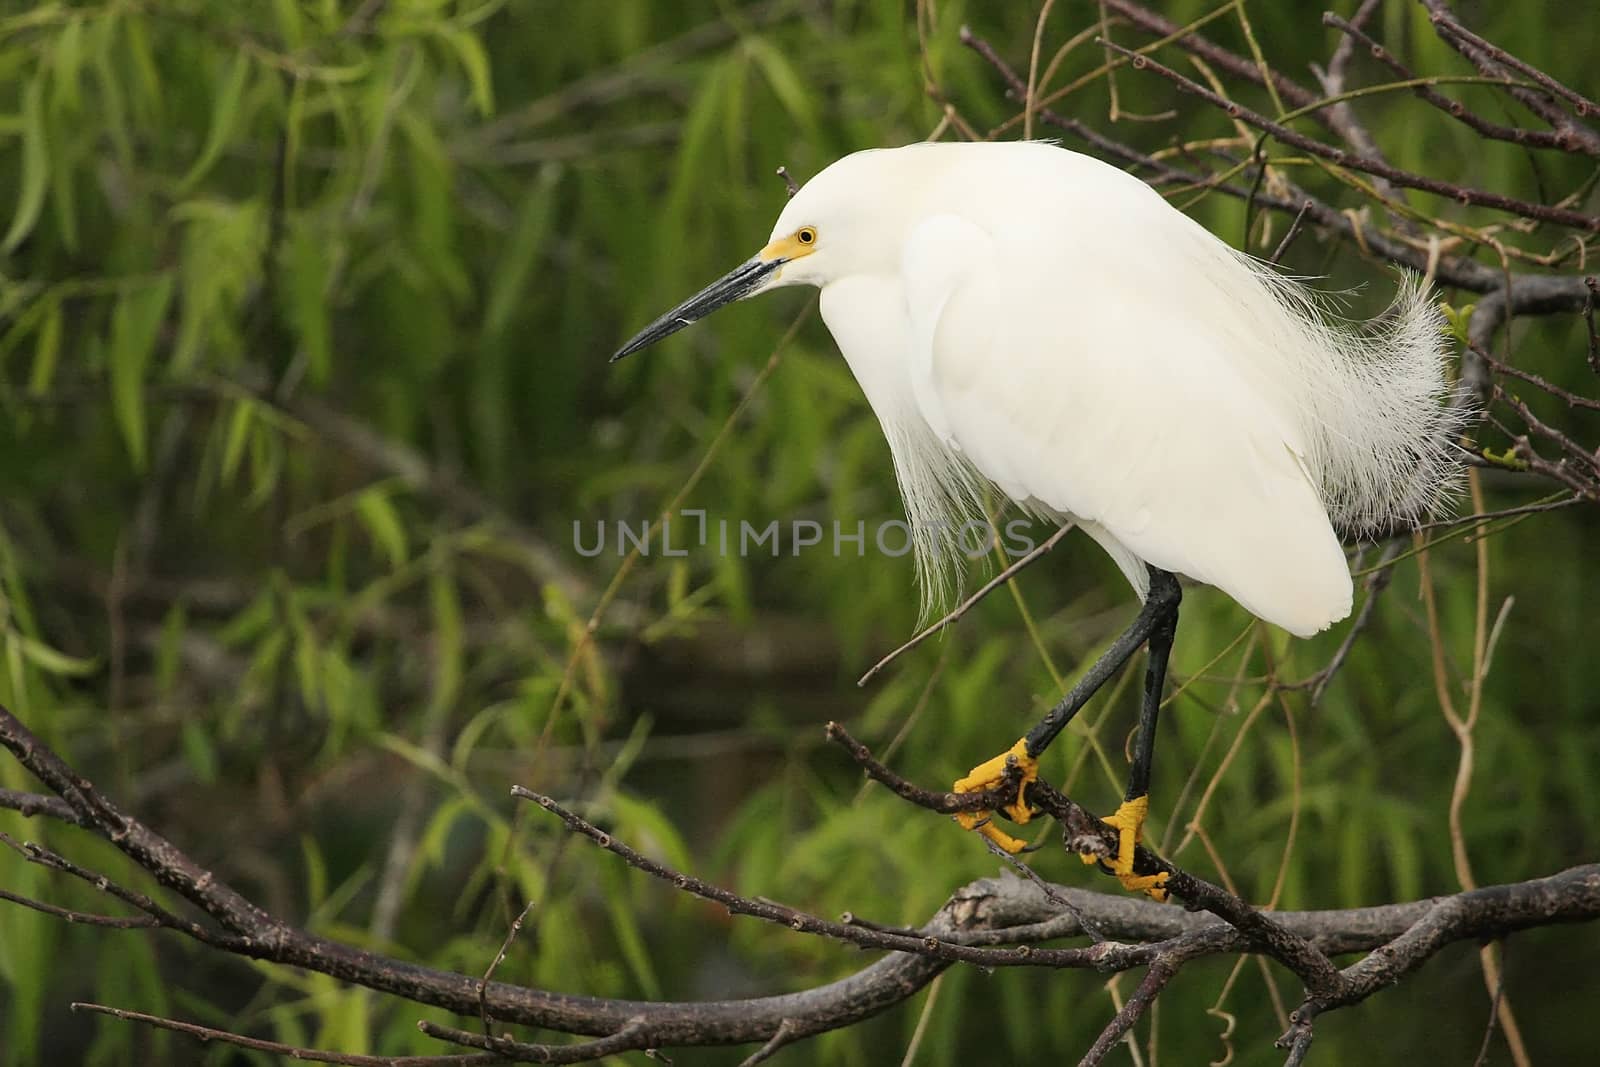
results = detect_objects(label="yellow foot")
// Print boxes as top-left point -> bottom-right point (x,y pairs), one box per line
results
952,738 -> 1038,854
1078,795 -> 1170,902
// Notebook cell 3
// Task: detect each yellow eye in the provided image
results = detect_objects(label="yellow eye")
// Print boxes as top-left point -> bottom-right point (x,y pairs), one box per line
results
797,227 -> 816,245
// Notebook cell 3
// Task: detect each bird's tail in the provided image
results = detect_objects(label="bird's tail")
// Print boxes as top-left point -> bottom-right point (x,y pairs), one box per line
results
1251,267 -> 1467,536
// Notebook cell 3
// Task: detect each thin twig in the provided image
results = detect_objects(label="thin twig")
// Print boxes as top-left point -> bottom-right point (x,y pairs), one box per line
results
858,522 -> 1073,686
1081,945 -> 1203,1067
0,888 -> 163,929
0,787 -> 91,826
736,1019 -> 802,1067
71,1003 -> 498,1066
1473,338 -> 1600,410
1423,3 -> 1598,118
1585,277 -> 1600,375
959,26 -> 1598,302
1322,12 -> 1585,156
1267,200 -> 1314,265
1098,40 -> 1600,232
0,829 -> 220,942
1416,0 -> 1600,156
419,1019 -> 651,1064
508,782 -> 1120,970
775,165 -> 800,198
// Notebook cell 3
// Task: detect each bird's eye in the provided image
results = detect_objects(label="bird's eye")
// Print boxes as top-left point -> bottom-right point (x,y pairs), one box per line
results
797,227 -> 816,245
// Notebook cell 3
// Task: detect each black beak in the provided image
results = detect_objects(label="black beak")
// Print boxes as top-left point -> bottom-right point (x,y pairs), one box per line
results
611,256 -> 784,363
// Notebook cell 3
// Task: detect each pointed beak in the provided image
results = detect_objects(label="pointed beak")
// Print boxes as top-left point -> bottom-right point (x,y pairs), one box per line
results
611,255 -> 784,363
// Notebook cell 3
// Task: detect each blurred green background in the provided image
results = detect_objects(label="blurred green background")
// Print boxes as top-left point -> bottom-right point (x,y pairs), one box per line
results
0,1 -> 1596,1063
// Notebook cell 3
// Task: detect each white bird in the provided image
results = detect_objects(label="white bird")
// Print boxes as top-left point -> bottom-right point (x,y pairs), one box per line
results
613,141 -> 1459,898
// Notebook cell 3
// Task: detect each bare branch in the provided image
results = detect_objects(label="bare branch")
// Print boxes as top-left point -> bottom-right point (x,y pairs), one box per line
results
0,787 -> 91,827
1268,199 -> 1314,265
1285,865 -> 1600,1034
1093,1 -> 1332,129
1099,40 -> 1600,233
4,695 -> 1598,1063
958,26 -> 1597,312
0,888 -> 163,930
70,1003 -> 497,1066
1311,0 -> 1406,205
1322,12 -> 1590,156
1416,0 -> 1600,156
1080,941 -> 1200,1067
1420,1 -> 1599,119
775,165 -> 800,198
418,1018 -> 652,1064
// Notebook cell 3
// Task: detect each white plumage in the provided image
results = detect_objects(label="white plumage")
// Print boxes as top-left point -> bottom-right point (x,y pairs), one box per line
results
615,141 -> 1462,638
775,142 -> 1459,637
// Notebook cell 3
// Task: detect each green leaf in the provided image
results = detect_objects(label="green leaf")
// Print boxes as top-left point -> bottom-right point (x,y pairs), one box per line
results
50,14 -> 85,112
0,4 -> 67,37
355,488 -> 407,569
155,602 -> 186,696
428,566 -> 462,717
745,36 -> 819,135
178,51 -> 250,192
16,635 -> 97,677
610,791 -> 695,875
417,796 -> 471,869
86,13 -> 133,168
1440,301 -> 1473,345
271,0 -> 305,48
301,835 -> 328,910
294,627 -> 321,712
221,398 -> 255,484
27,299 -> 60,394
2,78 -> 48,253
483,166 -> 560,339
46,115 -> 77,253
108,274 -> 175,470
4,633 -> 30,714
180,719 -> 218,783
601,863 -> 662,1000
436,25 -> 493,116
244,414 -> 284,507
282,219 -> 334,383
171,198 -> 267,371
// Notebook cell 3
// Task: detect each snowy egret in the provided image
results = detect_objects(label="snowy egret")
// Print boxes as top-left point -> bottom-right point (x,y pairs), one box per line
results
613,141 -> 1459,898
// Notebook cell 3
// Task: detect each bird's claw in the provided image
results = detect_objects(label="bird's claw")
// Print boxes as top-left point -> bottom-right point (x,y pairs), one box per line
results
953,738 -> 1038,853
1078,794 -> 1170,901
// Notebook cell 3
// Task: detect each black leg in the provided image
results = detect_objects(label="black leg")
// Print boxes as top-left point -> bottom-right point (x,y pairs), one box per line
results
1022,566 -> 1183,762
1125,568 -> 1180,802
954,566 -> 1182,861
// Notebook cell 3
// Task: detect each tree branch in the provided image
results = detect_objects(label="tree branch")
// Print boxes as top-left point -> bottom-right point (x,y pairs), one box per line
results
3,701 -> 1597,1063
958,25 -> 1597,311
1098,40 -> 1599,233
70,1003 -> 499,1066
1322,12 -> 1591,156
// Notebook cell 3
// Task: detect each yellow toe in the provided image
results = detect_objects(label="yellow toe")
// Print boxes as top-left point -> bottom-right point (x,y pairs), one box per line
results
953,738 -> 1038,821
1117,869 -> 1170,902
954,812 -> 1029,854
952,738 -> 1038,852
1082,795 -> 1168,900
1100,794 -> 1150,877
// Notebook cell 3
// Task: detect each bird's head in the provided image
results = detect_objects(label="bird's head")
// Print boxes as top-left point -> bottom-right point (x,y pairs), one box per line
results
610,149 -> 906,362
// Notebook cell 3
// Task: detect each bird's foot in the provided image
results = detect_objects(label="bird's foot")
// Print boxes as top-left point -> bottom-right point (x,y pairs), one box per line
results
1079,794 -> 1170,901
952,738 -> 1038,854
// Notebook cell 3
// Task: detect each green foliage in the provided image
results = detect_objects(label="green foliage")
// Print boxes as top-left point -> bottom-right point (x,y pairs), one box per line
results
0,1 -> 1596,1064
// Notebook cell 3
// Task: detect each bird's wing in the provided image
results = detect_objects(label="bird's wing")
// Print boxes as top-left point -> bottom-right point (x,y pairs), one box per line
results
900,212 -> 1352,636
